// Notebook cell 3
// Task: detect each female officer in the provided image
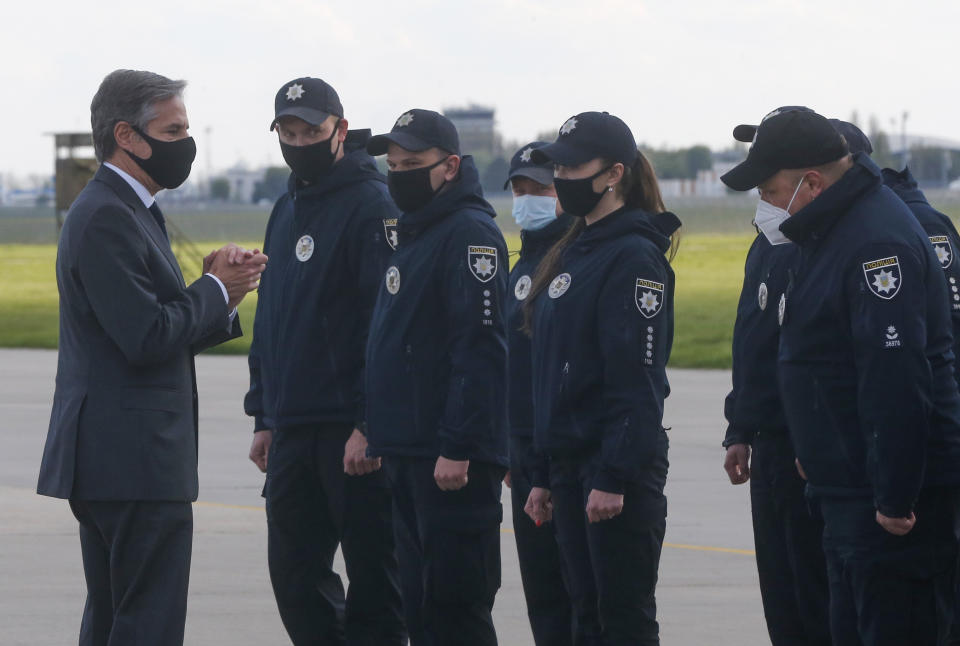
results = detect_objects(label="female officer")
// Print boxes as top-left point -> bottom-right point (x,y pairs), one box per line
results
503,141 -> 577,645
523,111 -> 680,645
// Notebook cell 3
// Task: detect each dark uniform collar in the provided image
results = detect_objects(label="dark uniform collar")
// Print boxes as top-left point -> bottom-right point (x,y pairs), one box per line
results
780,152 -> 882,246
881,166 -> 928,206
519,212 -> 575,258
575,206 -> 679,254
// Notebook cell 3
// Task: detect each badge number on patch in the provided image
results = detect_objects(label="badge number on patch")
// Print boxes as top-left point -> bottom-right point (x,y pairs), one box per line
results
468,246 -> 498,283
930,236 -> 953,269
862,256 -> 902,300
635,278 -> 665,318
383,219 -> 399,250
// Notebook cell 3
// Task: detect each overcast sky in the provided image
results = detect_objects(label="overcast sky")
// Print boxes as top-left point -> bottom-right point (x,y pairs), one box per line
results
3,0 -> 958,178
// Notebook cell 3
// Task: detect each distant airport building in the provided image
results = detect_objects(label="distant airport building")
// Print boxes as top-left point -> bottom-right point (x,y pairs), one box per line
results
444,105 -> 497,155
224,163 -> 262,203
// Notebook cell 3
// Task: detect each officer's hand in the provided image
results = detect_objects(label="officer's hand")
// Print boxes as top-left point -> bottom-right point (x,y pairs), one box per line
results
586,489 -> 624,523
434,456 -> 469,491
795,458 -> 808,481
503,470 -> 512,489
249,429 -> 272,473
876,511 -> 916,536
524,487 -> 553,525
344,428 -> 381,476
723,444 -> 751,485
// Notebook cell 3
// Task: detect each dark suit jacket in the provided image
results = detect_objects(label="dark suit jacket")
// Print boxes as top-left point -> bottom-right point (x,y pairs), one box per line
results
37,165 -> 241,502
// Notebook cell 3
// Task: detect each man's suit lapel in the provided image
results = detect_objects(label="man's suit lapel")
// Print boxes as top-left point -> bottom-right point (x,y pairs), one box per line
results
96,166 -> 186,287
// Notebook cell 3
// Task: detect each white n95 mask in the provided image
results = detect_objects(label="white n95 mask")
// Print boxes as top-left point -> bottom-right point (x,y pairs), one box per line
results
754,176 -> 805,246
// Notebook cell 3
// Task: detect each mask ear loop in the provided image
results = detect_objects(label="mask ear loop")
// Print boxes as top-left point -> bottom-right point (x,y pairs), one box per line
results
785,174 -> 807,214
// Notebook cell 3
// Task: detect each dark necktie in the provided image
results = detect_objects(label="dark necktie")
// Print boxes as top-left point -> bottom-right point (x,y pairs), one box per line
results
149,202 -> 169,240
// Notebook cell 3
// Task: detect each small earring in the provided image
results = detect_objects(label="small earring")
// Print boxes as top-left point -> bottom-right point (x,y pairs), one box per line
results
607,186 -> 614,192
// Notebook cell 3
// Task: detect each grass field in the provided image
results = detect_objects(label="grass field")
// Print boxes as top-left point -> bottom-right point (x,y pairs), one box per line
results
0,229 -> 751,368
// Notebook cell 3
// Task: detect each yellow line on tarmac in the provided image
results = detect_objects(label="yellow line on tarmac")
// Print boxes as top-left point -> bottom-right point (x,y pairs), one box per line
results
194,500 -> 756,556
663,542 -> 755,556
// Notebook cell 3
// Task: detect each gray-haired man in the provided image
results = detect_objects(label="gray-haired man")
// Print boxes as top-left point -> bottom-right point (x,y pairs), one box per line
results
37,69 -> 265,646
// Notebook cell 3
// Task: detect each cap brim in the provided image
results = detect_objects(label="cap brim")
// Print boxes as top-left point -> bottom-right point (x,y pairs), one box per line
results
732,124 -> 758,143
720,156 -> 781,191
503,167 -> 555,190
270,107 -> 333,131
530,140 -> 595,166
366,132 -> 433,156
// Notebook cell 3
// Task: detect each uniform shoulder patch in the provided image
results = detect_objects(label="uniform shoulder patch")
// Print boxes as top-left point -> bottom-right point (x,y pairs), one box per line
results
929,235 -> 953,269
635,278 -> 665,318
383,218 -> 399,250
468,245 -> 498,283
549,273 -> 572,299
862,256 -> 901,300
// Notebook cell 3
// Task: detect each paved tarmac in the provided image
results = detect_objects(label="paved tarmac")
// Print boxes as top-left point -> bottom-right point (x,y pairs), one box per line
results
0,349 -> 767,645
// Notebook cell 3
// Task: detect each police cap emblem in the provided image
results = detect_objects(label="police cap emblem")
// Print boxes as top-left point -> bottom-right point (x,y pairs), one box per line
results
635,278 -> 665,318
862,256 -> 902,300
385,266 -> 401,295
930,236 -> 953,269
549,273 -> 572,299
468,246 -> 498,283
295,235 -> 314,262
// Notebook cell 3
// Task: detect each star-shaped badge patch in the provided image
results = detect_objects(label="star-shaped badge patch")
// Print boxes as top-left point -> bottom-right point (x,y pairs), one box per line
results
395,112 -> 415,128
520,147 -> 533,163
286,83 -> 305,102
872,269 -> 898,294
560,117 -> 577,135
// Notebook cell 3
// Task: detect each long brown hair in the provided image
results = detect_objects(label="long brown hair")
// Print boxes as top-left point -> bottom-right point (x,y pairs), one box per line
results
521,150 -> 679,333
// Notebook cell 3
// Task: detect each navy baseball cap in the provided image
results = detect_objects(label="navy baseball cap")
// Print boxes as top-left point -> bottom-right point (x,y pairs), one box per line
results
531,112 -> 638,167
503,141 -> 554,190
721,107 -> 849,191
270,77 -> 343,131
367,109 -> 461,156
829,119 -> 873,155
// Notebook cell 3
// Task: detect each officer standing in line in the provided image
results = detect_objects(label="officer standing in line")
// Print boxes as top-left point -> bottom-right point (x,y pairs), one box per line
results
523,112 -> 681,645
502,141 -> 578,645
722,107 -> 960,646
363,109 -> 509,646
721,106 -> 832,646
244,77 -> 405,646
881,164 -> 960,387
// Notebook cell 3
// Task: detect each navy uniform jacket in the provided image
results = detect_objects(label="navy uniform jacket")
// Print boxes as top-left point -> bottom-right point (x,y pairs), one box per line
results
244,132 -> 397,432
723,235 -> 800,447
779,154 -> 960,518
38,166 -> 240,501
883,166 -> 960,389
507,214 -> 574,438
530,208 -> 681,494
365,157 -> 509,467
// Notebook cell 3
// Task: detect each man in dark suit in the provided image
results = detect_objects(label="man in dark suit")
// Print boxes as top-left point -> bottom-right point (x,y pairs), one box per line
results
36,69 -> 267,646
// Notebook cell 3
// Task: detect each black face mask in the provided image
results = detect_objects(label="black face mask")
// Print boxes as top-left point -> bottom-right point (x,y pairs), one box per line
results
387,157 -> 448,213
126,126 -> 197,189
279,122 -> 342,183
554,166 -> 612,217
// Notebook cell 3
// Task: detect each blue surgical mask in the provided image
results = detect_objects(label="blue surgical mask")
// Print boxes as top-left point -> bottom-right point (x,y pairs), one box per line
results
512,194 -> 557,231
